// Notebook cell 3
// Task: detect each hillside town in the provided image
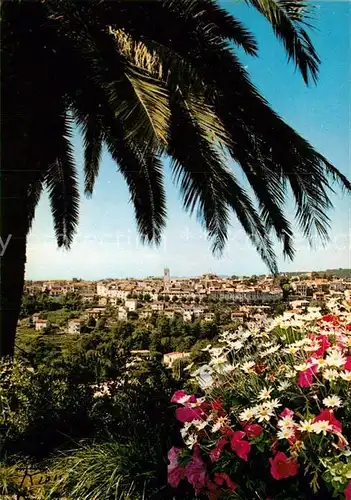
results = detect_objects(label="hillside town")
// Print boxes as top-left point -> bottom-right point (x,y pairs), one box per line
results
23,268 -> 351,331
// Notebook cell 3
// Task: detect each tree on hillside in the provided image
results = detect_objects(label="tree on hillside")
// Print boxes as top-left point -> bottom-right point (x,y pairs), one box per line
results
1,0 -> 350,357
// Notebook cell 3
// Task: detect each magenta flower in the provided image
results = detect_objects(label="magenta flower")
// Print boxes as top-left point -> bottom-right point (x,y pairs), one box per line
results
280,408 -> 294,419
210,438 -> 228,462
185,445 -> 207,494
230,431 -> 251,461
167,447 -> 185,488
298,364 -> 317,388
314,409 -> 342,433
269,452 -> 299,480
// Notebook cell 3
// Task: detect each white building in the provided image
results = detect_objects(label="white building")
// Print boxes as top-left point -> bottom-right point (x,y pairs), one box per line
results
182,310 -> 193,322
124,298 -> 138,311
118,306 -> 128,320
203,312 -> 215,322
151,302 -> 165,311
163,352 -> 190,367
35,319 -> 47,331
68,319 -> 83,334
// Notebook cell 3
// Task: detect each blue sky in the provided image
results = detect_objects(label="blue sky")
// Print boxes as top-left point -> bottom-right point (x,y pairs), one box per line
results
26,1 -> 350,280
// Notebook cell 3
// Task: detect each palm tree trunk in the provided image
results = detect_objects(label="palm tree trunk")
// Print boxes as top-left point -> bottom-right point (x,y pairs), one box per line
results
0,171 -> 28,358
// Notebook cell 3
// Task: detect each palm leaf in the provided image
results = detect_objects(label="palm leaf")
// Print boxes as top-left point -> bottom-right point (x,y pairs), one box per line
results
168,96 -> 278,273
27,178 -> 43,232
102,123 -> 167,245
82,115 -> 103,196
246,0 -> 319,84
166,0 -> 258,55
45,113 -> 79,249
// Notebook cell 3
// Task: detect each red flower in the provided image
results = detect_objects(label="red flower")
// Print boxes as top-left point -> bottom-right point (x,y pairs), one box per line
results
185,445 -> 207,494
171,390 -> 187,403
298,364 -> 317,388
207,480 -> 220,500
269,452 -> 299,480
254,364 -> 267,374
211,398 -> 226,417
344,480 -> 351,500
346,323 -> 351,331
214,472 -> 237,491
314,409 -> 342,433
312,335 -> 331,358
244,423 -> 263,439
210,438 -> 228,462
280,408 -> 294,419
321,314 -> 339,325
168,447 -> 185,488
230,431 -> 251,461
176,405 -> 205,423
344,357 -> 351,371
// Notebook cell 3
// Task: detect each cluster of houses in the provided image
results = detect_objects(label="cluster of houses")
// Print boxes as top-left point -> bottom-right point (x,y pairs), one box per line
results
26,270 -> 351,334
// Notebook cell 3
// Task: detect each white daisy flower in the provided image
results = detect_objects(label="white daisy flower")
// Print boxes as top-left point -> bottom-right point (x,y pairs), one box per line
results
285,368 -> 297,379
325,350 -> 347,368
258,387 -> 273,400
277,380 -> 291,392
192,419 -> 208,431
312,420 -> 332,435
256,404 -> 274,423
298,419 -> 314,432
265,398 -> 282,411
241,361 -> 256,373
211,416 -> 230,433
231,340 -> 244,351
323,369 -> 340,381
277,416 -> 295,430
239,407 -> 256,422
340,371 -> 351,382
184,434 -> 197,449
315,358 -> 328,369
294,362 -> 311,372
322,395 -> 343,408
260,345 -> 280,357
284,346 -> 299,355
277,428 -> 295,440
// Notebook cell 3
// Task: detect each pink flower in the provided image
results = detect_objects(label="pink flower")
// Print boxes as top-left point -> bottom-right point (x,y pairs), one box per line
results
320,314 -> 339,325
313,335 -> 331,358
167,447 -> 185,488
269,452 -> 299,480
171,390 -> 187,403
243,423 -> 263,439
172,392 -> 208,422
314,409 -> 342,433
344,480 -> 351,499
210,438 -> 228,462
298,364 -> 317,388
344,357 -> 351,371
230,431 -> 251,461
176,405 -> 205,423
185,445 -> 207,494
213,472 -> 237,491
280,408 -> 294,419
211,398 -> 226,417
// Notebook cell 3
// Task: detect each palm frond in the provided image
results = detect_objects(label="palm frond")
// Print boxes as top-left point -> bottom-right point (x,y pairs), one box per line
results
246,0 -> 319,84
27,179 -> 43,232
82,115 -> 103,197
166,0 -> 258,55
168,97 -> 278,273
103,124 -> 167,245
45,113 -> 79,249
